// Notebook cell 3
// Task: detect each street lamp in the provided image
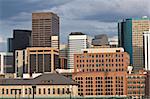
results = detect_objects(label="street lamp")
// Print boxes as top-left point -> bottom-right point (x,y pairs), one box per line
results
66,86 -> 72,99
66,89 -> 71,99
32,85 -> 36,99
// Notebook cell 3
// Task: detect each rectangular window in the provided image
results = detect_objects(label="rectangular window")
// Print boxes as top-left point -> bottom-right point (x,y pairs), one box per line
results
6,89 -> 8,94
48,88 -> 50,94
39,88 -> 41,94
2,88 -> 4,94
57,88 -> 60,94
29,88 -> 31,94
62,88 -> 65,94
25,89 -> 27,94
53,88 -> 55,94
19,90 -> 21,94
43,88 -> 46,94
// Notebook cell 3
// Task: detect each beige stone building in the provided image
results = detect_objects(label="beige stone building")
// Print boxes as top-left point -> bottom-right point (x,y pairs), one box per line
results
0,73 -> 78,98
15,47 -> 59,77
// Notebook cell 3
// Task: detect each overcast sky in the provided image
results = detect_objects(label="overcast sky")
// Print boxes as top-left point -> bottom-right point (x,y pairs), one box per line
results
0,0 -> 150,51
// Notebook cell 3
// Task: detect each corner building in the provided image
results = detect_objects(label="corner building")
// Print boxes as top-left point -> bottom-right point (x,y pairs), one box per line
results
72,48 -> 130,97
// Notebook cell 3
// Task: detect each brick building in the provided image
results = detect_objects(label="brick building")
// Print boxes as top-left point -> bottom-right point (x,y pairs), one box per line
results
127,70 -> 146,99
72,48 -> 130,97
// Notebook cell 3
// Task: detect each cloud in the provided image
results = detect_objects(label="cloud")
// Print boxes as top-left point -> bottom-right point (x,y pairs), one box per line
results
51,0 -> 150,22
0,0 -> 149,50
0,36 -> 6,43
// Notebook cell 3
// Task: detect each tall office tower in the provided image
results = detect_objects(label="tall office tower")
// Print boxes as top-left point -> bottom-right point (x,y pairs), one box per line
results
0,52 -> 13,73
118,16 -> 150,70
32,12 -> 59,47
92,34 -> 109,46
15,47 -> 59,76
7,38 -> 13,52
143,31 -> 150,70
8,30 -> 31,52
7,30 -> 31,73
68,32 -> 90,69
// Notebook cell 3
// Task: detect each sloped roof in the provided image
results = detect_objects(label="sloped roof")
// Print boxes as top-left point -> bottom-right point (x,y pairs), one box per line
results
0,73 -> 78,85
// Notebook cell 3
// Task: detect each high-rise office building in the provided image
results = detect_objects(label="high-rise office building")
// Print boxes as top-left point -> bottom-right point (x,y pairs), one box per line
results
32,12 -> 59,47
7,38 -> 13,52
15,47 -> 59,77
143,31 -> 150,70
7,29 -> 31,73
118,17 -> 150,70
8,30 -> 31,52
68,32 -> 90,69
92,34 -> 109,46
0,52 -> 13,73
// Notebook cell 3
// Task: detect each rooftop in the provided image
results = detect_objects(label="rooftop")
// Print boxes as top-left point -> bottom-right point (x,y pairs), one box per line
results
0,73 -> 78,85
69,32 -> 85,35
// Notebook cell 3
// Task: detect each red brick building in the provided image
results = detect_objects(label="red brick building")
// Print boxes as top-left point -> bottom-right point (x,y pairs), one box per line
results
72,48 -> 130,97
127,70 -> 146,99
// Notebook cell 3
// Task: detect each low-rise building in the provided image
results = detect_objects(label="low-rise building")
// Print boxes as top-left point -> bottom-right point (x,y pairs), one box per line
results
145,70 -> 150,99
0,73 -> 78,98
0,52 -> 14,74
127,70 -> 146,99
15,47 -> 59,77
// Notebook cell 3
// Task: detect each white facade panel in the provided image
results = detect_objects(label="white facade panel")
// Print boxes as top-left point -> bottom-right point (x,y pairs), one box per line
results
143,31 -> 150,70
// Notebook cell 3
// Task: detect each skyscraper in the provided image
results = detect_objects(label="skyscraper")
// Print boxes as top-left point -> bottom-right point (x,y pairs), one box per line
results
118,17 -> 150,70
143,31 -> 150,70
8,29 -> 31,52
92,34 -> 109,46
7,29 -> 31,73
68,32 -> 90,69
32,12 -> 59,47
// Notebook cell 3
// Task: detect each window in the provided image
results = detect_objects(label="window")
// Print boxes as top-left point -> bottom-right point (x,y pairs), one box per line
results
43,88 -> 46,94
25,89 -> 27,94
19,90 -> 21,94
2,88 -> 4,94
6,89 -> 8,94
53,88 -> 55,94
10,89 -> 13,94
48,88 -> 50,94
39,88 -> 41,94
57,88 -> 60,94
29,88 -> 32,94
62,88 -> 65,94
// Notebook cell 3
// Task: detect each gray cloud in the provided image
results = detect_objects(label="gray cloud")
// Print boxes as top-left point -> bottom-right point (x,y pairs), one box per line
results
0,0 -> 150,50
